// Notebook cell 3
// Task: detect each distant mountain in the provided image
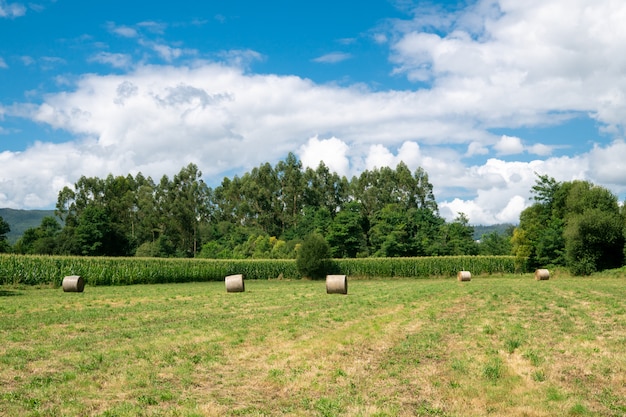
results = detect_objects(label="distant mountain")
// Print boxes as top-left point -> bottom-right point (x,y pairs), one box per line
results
0,208 -> 56,244
472,224 -> 516,240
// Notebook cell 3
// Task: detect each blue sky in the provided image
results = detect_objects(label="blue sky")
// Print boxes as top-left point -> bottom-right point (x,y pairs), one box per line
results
1,0 -> 626,225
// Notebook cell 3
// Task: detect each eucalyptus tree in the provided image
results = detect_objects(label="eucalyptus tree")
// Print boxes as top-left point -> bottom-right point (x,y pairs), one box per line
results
326,201 -> 368,258
276,152 -> 305,234
158,163 -> 211,257
242,162 -> 282,236
302,162 -> 349,217
368,203 -> 414,257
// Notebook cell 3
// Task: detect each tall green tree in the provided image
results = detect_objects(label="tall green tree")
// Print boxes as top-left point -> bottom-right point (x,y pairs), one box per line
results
369,203 -> 414,257
515,175 -> 624,274
438,213 -> 478,256
562,181 -> 624,275
513,175 -> 565,269
13,216 -> 61,254
75,205 -> 129,256
158,163 -> 211,257
303,162 -> 348,217
276,152 -> 305,234
326,201 -> 367,258
410,207 -> 446,256
0,216 -> 10,253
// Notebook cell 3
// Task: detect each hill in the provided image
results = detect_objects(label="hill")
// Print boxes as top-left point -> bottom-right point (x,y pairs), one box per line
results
472,223 -> 515,240
0,208 -> 56,244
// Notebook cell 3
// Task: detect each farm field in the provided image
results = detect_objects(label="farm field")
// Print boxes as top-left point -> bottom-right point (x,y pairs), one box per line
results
1,274 -> 625,416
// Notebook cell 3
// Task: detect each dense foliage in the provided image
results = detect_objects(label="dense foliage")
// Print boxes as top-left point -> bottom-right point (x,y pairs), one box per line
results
9,155 -> 483,259
512,174 -> 625,275
0,216 -> 10,253
296,233 -> 332,279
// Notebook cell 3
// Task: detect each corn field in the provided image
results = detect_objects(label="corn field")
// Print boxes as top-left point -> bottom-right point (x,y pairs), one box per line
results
0,254 -> 523,286
335,256 -> 522,278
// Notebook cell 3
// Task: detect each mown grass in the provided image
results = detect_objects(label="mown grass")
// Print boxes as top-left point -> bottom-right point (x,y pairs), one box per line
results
1,273 -> 625,416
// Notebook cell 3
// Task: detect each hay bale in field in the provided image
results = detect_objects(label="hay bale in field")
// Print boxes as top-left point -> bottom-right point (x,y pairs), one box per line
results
225,274 -> 245,292
326,274 -> 348,294
535,269 -> 550,280
62,275 -> 85,292
457,271 -> 471,281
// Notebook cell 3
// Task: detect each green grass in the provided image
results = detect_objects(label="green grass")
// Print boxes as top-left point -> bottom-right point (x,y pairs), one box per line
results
1,273 -> 626,416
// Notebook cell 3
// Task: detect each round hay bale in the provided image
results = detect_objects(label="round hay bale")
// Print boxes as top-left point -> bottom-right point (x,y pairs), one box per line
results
326,274 -> 348,294
535,269 -> 550,280
62,275 -> 85,292
225,274 -> 245,292
457,271 -> 471,281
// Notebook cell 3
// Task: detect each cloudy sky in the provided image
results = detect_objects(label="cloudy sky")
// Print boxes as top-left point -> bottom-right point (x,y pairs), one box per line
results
2,0 -> 626,225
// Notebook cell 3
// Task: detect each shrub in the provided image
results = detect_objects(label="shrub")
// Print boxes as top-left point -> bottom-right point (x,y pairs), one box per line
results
296,233 -> 331,279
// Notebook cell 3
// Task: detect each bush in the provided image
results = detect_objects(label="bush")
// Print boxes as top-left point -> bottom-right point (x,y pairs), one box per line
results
296,233 -> 331,279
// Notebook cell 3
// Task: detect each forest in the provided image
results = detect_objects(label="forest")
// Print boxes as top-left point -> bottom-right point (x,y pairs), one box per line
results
1,153 -> 624,275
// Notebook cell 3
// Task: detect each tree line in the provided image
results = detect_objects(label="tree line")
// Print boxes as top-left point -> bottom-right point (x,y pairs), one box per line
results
2,155 -> 624,275
2,153 -> 499,259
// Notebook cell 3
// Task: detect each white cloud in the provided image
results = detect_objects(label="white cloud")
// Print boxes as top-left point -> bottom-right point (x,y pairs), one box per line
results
389,0 -> 626,132
137,21 -> 167,34
466,141 -> 489,157
527,143 -> 553,156
0,57 -> 7,68
588,140 -> 626,189
372,33 -> 388,44
365,141 -> 422,171
1,59 -> 622,223
140,41 -> 186,62
313,52 -> 352,64
437,153 -> 590,224
0,0 -> 26,18
106,22 -> 138,38
299,136 -> 350,176
20,55 -> 34,66
494,135 -> 524,155
88,52 -> 133,69
217,49 -> 263,68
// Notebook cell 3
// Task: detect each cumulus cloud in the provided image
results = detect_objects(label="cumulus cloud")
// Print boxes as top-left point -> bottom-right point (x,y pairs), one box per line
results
438,154 -> 590,224
588,140 -> 626,188
466,141 -> 489,157
527,143 -> 553,156
365,141 -> 422,170
1,57 -> 624,221
494,135 -> 524,155
389,0 -> 626,132
299,136 -> 350,176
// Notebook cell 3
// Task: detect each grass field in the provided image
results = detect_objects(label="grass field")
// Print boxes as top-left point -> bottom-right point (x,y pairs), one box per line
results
1,273 -> 625,416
